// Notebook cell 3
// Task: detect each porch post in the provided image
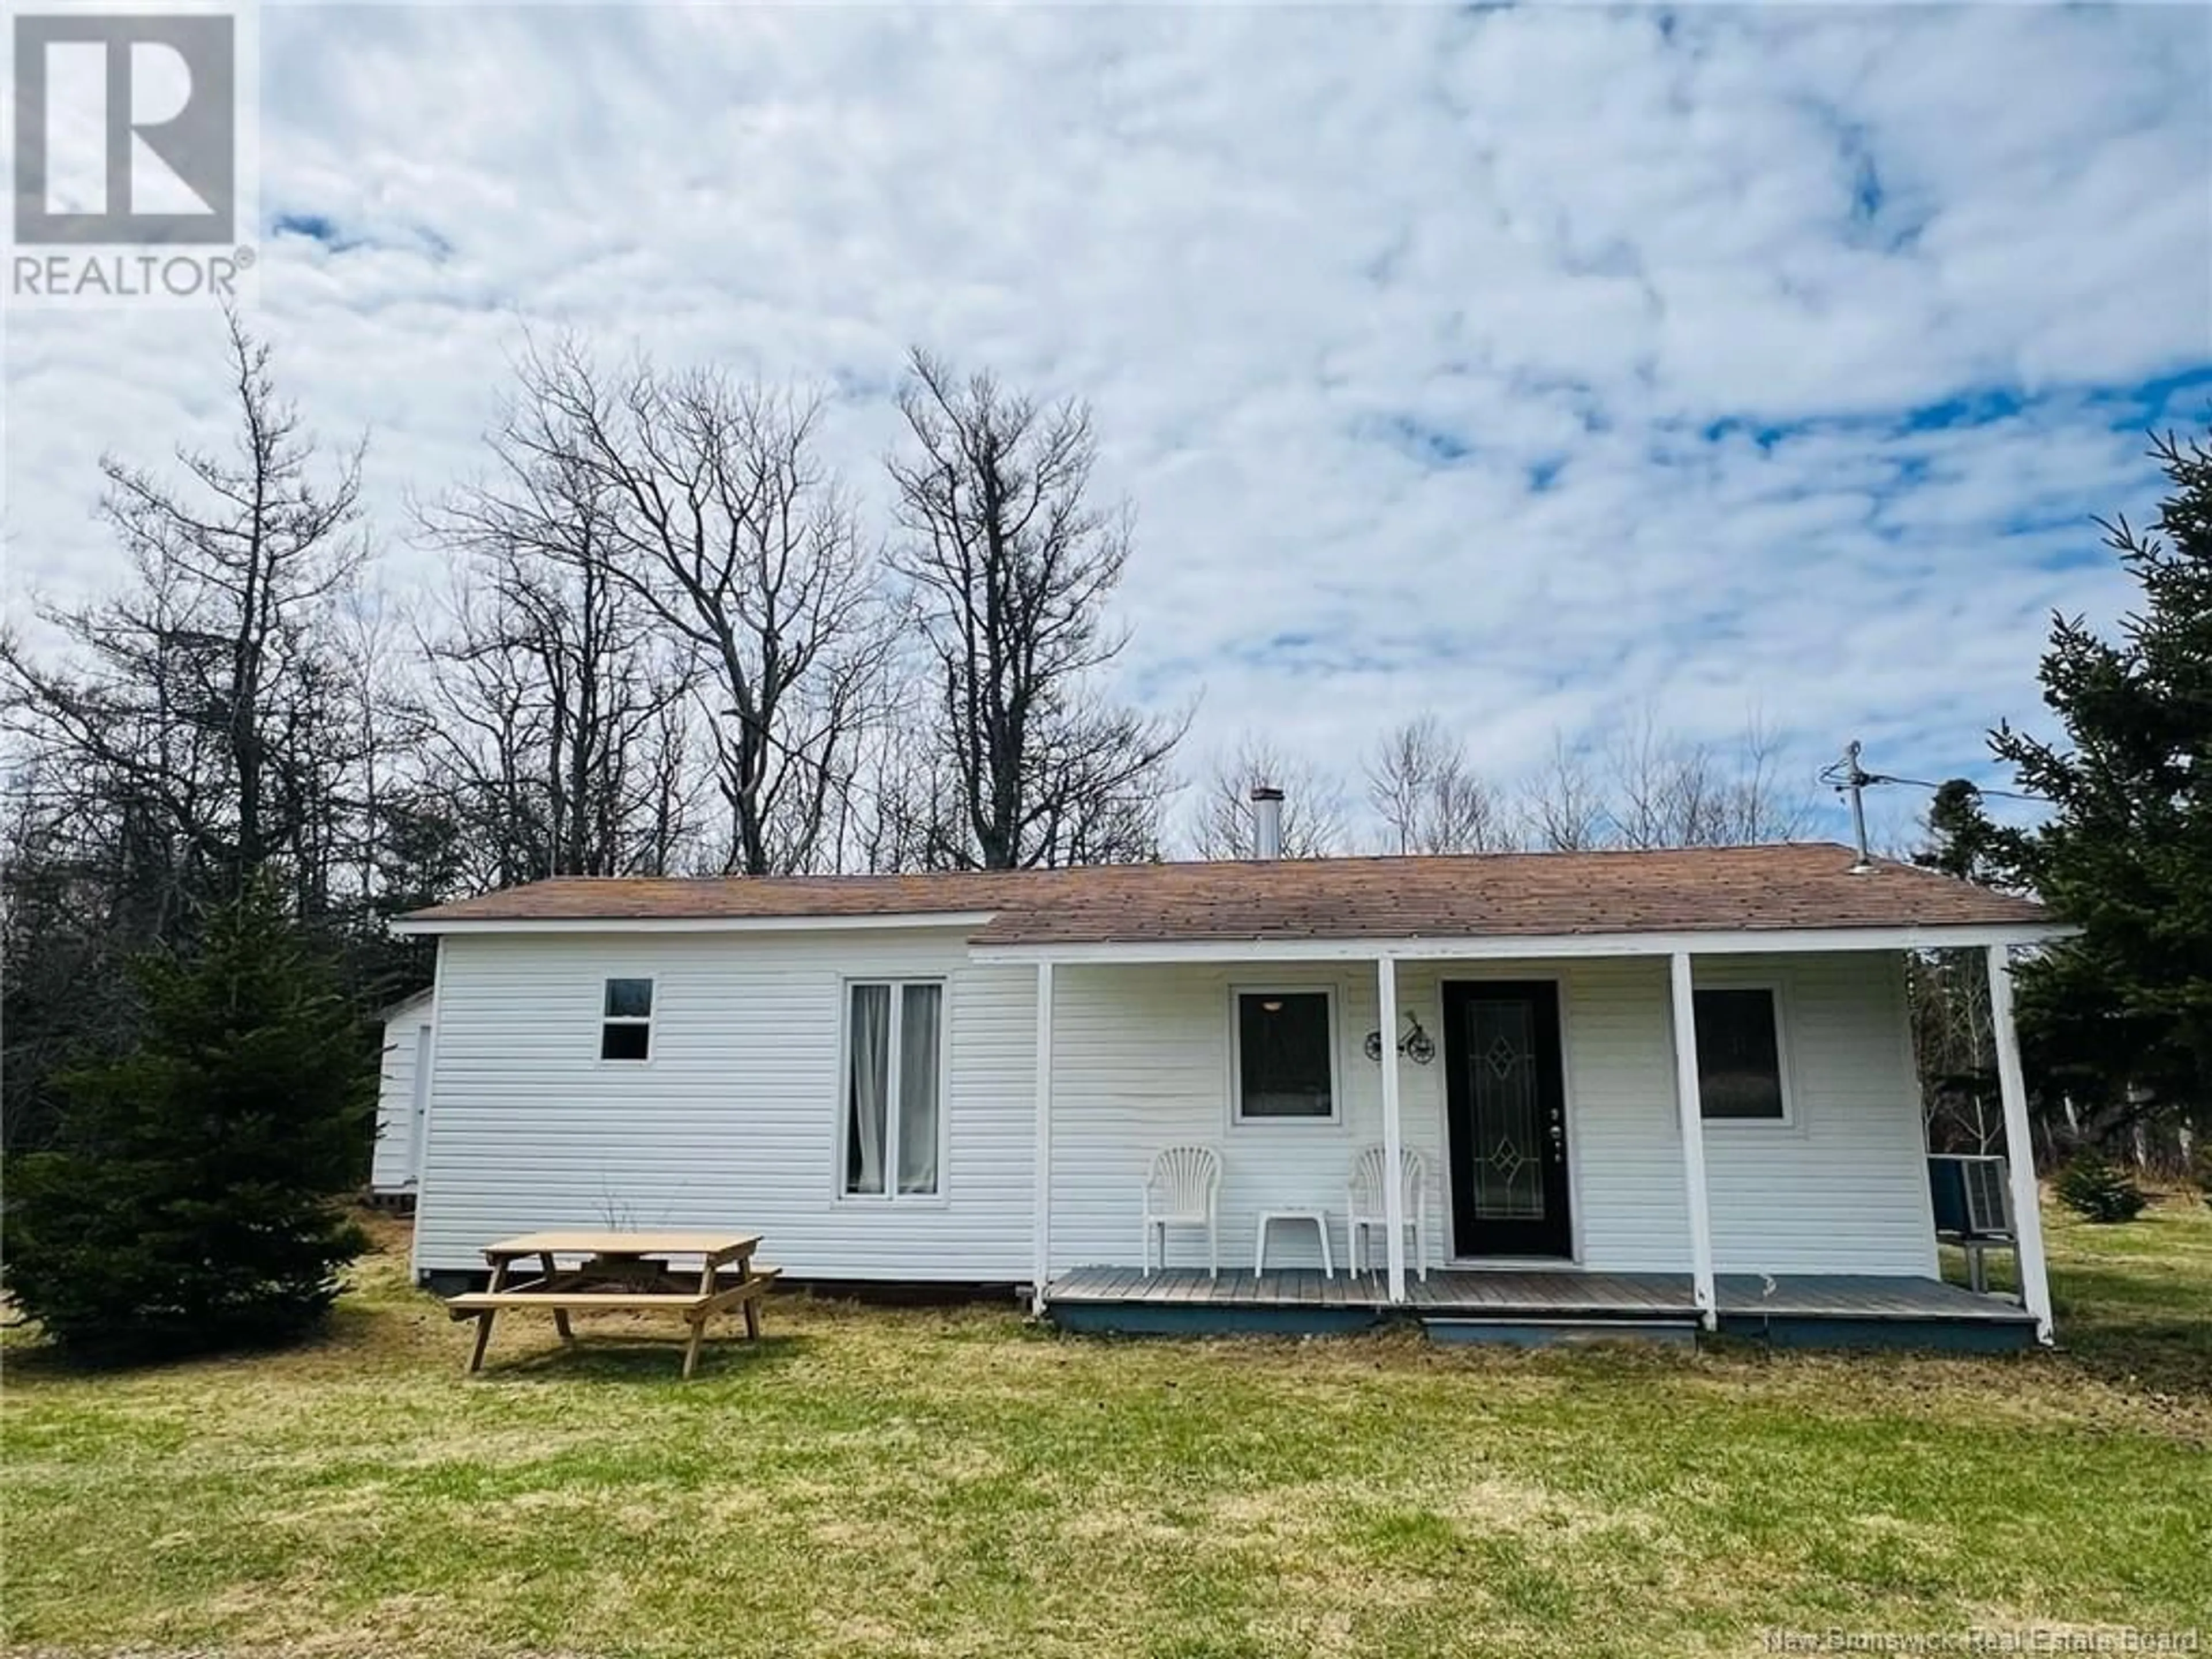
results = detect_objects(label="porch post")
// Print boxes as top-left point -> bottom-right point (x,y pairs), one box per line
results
1666,952 -> 1718,1330
1031,959 -> 1055,1316
1986,944 -> 2055,1344
1377,953 -> 1408,1303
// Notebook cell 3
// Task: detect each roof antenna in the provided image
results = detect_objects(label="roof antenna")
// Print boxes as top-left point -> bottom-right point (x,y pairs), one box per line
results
1835,740 -> 1875,874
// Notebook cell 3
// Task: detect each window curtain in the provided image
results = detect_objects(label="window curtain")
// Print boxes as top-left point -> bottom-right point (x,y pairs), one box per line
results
847,984 -> 890,1194
897,983 -> 942,1195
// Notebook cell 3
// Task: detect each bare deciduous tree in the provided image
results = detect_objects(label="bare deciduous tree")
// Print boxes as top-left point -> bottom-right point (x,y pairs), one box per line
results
418,432 -> 701,887
0,752 -> 146,1149
1187,733 -> 1349,859
1602,713 -> 1810,848
1366,714 -> 1515,854
886,350 -> 1181,869
1910,949 -> 2003,1154
505,339 -> 890,875
1522,734 -> 1607,852
331,587 -> 414,911
1519,713 -> 1811,851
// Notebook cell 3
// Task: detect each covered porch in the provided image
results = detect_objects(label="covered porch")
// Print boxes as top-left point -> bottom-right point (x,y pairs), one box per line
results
996,922 -> 2059,1349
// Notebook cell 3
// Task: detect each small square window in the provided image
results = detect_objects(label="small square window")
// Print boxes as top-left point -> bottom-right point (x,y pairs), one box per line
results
601,978 -> 653,1061
1694,987 -> 1786,1120
1233,990 -> 1337,1122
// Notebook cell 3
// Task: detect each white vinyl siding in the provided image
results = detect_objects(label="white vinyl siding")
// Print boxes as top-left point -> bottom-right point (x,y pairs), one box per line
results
1048,961 -> 1429,1275
1555,958 -> 1690,1271
412,932 -> 1934,1285
369,996 -> 433,1193
1692,953 -> 1938,1277
1560,953 -> 1934,1275
411,930 -> 1033,1281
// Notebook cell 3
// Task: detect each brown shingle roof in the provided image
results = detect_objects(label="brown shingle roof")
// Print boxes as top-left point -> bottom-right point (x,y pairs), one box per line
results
399,843 -> 2052,946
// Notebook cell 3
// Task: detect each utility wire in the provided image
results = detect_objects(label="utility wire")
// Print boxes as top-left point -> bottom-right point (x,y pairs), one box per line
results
1823,739 -> 2048,868
1815,758 -> 2044,803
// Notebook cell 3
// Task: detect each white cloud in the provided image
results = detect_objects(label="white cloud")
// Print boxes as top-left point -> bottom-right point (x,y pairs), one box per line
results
4,2 -> 2207,851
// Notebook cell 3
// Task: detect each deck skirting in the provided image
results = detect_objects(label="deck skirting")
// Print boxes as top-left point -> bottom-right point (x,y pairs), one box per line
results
1042,1266 -> 2037,1350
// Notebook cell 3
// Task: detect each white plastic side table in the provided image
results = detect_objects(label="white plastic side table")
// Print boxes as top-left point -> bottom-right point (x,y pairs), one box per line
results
1253,1209 -> 1334,1278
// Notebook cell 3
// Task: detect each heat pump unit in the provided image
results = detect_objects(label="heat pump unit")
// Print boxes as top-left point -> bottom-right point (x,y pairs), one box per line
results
1928,1154 -> 2013,1239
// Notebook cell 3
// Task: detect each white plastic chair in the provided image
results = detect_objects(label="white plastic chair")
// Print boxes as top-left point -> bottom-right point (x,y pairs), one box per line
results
1346,1145 -> 1429,1280
1141,1146 -> 1221,1279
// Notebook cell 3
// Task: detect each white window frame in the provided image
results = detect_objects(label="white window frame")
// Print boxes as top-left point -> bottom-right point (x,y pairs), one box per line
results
1690,980 -> 1796,1128
599,976 -> 655,1065
837,976 -> 950,1204
1228,983 -> 1343,1127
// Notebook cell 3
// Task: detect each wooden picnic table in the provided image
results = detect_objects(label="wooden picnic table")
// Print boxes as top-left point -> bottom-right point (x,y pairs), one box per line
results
445,1230 -> 778,1379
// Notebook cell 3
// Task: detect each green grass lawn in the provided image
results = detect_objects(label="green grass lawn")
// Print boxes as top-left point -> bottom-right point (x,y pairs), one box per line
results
6,1202 -> 2209,1659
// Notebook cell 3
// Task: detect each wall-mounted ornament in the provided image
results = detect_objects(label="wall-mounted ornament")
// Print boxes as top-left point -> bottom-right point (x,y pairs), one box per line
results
1363,1013 -> 1436,1065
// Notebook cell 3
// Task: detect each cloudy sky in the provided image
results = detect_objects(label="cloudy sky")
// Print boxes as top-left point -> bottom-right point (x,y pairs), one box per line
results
6,2 -> 2209,850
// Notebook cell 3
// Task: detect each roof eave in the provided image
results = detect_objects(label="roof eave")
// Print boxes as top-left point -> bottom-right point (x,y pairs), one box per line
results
387,908 -> 999,938
967,920 -> 2074,965
374,986 -> 437,1020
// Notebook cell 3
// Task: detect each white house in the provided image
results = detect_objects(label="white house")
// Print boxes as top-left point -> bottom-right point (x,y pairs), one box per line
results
369,988 -> 437,1196
390,838 -> 2067,1348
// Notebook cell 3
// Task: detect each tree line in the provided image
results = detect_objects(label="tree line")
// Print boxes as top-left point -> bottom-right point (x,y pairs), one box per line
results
1190,712 -> 1809,861
5,313 -> 2204,1169
0,317 -> 1813,1116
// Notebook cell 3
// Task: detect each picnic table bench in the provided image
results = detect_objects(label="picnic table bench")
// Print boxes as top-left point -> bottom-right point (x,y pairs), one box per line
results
445,1230 -> 779,1379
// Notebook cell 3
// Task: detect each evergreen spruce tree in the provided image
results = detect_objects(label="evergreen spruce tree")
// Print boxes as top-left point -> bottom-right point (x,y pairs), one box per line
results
3,884 -> 369,1361
1918,779 -> 2019,885
1991,429 -> 2212,1136
2054,1150 -> 2150,1224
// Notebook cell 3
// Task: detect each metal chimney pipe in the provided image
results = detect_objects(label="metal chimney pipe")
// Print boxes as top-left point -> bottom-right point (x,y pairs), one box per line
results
1250,785 -> 1285,861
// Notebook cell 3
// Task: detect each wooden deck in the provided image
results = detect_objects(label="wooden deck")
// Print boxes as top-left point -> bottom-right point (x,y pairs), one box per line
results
1043,1266 -> 2037,1347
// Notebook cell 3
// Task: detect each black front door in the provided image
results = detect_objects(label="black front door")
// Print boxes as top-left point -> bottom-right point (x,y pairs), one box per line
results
1443,980 -> 1573,1259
